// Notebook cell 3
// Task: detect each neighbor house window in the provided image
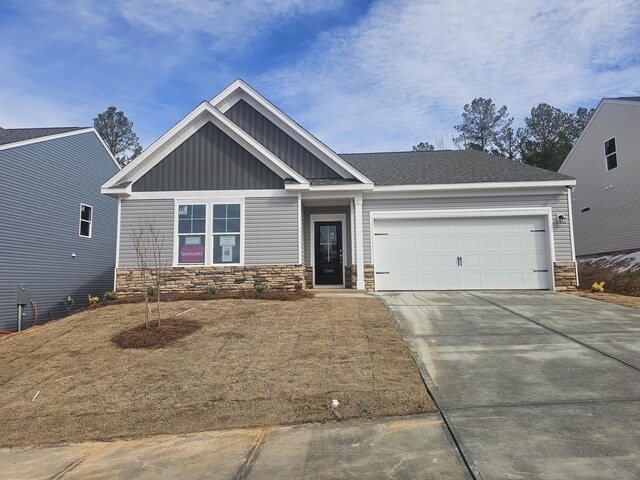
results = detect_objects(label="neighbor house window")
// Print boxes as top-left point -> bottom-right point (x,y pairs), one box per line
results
604,138 -> 617,170
178,204 -> 206,264
79,204 -> 92,237
212,204 -> 241,264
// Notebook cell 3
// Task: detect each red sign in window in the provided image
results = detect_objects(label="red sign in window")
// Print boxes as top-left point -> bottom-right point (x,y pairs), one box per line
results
180,245 -> 204,263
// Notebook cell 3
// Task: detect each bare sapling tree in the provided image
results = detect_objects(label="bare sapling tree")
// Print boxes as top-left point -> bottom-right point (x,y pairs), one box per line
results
128,217 -> 166,329
129,224 -> 151,329
144,217 -> 166,327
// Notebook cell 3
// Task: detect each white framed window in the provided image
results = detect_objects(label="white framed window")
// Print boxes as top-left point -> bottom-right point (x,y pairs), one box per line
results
177,204 -> 206,264
212,203 -> 241,264
79,204 -> 93,238
174,200 -> 243,266
604,137 -> 617,170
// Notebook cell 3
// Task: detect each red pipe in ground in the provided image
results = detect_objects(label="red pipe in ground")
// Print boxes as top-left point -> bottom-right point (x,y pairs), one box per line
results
0,330 -> 13,335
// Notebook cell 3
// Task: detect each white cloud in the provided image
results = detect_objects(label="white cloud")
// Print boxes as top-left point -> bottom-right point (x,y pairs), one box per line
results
259,0 -> 640,152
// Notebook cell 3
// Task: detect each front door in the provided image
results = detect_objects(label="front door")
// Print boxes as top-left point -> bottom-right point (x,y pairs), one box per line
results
314,221 -> 343,286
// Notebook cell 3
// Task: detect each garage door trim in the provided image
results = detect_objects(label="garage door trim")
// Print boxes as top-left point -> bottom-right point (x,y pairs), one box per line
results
369,207 -> 556,291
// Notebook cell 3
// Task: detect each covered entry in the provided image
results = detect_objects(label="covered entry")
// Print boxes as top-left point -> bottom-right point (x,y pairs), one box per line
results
372,210 -> 553,291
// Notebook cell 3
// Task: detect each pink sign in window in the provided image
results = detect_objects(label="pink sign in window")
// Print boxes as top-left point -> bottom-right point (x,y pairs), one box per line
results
180,245 -> 204,263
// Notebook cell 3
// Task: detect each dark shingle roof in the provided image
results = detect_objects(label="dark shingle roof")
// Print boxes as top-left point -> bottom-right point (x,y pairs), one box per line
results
0,127 -> 84,146
309,178 -> 361,186
340,150 -> 573,186
616,97 -> 640,102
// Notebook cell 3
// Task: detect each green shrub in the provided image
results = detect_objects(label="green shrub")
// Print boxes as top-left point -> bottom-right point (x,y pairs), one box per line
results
254,282 -> 269,294
103,291 -> 118,301
147,285 -> 157,297
204,285 -> 219,295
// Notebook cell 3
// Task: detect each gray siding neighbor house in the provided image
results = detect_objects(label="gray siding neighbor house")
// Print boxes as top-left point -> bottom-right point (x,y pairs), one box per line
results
102,80 -> 577,294
559,98 -> 640,256
0,127 -> 120,332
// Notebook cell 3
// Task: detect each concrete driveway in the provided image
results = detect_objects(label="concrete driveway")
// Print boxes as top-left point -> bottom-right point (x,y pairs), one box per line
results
380,291 -> 640,480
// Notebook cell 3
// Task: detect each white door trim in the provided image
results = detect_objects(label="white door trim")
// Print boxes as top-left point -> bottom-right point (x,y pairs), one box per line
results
310,214 -> 347,288
370,207 -> 555,291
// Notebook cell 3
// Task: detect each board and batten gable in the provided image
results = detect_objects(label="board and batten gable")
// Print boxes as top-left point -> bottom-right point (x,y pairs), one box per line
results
132,121 -> 285,192
0,132 -> 119,331
361,191 -> 573,264
224,99 -> 344,180
560,101 -> 640,256
118,195 -> 300,267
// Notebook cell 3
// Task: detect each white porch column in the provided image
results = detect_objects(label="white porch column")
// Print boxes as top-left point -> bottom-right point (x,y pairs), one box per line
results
354,194 -> 366,290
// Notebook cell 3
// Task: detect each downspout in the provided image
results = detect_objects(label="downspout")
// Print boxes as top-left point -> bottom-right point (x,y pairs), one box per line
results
567,186 -> 579,287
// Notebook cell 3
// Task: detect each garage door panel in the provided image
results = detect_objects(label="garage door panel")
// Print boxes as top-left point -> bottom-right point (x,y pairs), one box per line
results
437,236 -> 458,250
373,215 -> 551,290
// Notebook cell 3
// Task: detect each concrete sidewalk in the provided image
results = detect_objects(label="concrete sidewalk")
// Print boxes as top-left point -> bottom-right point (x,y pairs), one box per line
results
0,414 -> 471,479
382,291 -> 640,480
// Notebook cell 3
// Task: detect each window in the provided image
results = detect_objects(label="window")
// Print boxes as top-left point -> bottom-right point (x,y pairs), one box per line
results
604,138 -> 617,170
79,204 -> 92,237
580,206 -> 591,214
212,204 -> 241,264
178,204 -> 206,264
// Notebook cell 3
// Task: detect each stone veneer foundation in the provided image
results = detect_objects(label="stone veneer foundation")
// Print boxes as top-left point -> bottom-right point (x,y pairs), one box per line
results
117,262 -> 570,293
553,261 -> 577,291
116,265 -> 306,294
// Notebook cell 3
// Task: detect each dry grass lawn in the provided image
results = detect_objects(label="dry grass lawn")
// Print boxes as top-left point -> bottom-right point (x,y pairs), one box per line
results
0,297 -> 435,448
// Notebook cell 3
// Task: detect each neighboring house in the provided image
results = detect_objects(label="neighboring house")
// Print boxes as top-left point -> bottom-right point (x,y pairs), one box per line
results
0,127 -> 120,332
102,80 -> 577,294
559,97 -> 640,257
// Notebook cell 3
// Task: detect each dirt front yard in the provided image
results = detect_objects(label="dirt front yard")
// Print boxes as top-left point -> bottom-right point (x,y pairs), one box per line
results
0,297 -> 435,448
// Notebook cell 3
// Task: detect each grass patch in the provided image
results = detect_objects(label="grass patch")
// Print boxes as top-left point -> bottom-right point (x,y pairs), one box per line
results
0,297 -> 435,448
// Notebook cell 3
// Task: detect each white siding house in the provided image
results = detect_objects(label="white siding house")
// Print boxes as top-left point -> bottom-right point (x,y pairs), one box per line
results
559,98 -> 640,256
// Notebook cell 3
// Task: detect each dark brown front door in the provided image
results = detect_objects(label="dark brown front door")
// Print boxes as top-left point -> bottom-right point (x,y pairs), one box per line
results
314,221 -> 343,285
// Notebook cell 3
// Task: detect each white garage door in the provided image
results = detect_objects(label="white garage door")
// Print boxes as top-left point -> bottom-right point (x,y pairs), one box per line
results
373,216 -> 552,290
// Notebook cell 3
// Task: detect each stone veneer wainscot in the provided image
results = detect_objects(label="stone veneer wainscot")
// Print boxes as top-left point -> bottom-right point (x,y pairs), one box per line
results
116,265 -> 306,294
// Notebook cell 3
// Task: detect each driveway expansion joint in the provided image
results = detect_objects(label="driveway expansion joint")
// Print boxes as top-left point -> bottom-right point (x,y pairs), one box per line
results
466,292 -> 640,374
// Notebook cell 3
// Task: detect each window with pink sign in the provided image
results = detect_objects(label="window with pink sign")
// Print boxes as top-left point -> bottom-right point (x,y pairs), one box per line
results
178,204 -> 206,264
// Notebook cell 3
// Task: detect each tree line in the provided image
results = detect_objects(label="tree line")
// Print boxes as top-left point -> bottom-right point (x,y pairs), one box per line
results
413,99 -> 595,171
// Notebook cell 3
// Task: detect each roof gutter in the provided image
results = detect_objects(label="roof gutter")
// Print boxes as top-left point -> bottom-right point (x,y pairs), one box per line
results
371,179 -> 576,192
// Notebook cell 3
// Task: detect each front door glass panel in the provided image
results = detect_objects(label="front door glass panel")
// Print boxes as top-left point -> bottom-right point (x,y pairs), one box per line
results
314,221 -> 343,285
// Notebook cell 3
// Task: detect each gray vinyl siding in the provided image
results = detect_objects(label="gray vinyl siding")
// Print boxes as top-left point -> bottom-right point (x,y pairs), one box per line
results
304,205 -> 353,265
300,200 -> 305,263
118,199 -> 175,267
0,132 -> 118,331
133,122 -> 284,192
245,196 -> 299,264
225,100 -> 343,179
559,102 -> 640,255
361,192 -> 572,264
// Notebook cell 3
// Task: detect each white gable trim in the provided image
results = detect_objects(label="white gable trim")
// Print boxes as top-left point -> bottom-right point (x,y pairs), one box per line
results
102,102 -> 308,191
211,79 -> 373,185
0,128 -> 120,170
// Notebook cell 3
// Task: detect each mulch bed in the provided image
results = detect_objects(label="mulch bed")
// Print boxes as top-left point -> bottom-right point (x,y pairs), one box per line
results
112,318 -> 203,349
98,289 -> 312,308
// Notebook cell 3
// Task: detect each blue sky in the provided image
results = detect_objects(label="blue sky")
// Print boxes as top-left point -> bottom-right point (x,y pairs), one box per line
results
1,0 -> 639,152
